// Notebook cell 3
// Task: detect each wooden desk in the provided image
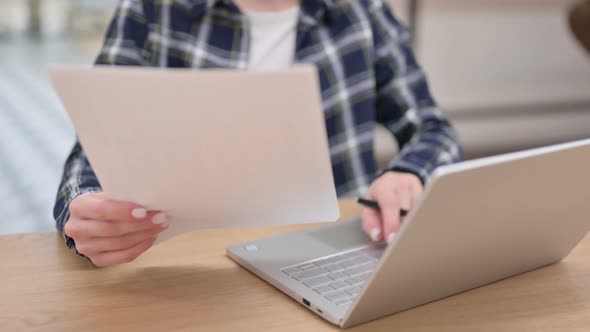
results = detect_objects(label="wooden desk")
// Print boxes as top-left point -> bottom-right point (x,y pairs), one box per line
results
1,200 -> 589,331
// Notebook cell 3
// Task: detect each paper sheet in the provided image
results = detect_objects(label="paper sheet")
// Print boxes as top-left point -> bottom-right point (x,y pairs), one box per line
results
49,65 -> 340,243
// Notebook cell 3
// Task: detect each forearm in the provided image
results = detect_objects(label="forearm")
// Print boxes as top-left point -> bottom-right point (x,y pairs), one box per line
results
375,55 -> 463,182
369,0 -> 462,182
386,116 -> 462,183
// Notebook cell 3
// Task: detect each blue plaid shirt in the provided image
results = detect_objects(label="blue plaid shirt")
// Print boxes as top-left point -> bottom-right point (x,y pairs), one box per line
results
54,0 -> 462,252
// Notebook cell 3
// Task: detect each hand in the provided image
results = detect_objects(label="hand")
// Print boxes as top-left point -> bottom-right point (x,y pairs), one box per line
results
64,192 -> 169,267
361,172 -> 424,243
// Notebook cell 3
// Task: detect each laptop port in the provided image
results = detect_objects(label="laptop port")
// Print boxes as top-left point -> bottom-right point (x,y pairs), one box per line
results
303,298 -> 311,307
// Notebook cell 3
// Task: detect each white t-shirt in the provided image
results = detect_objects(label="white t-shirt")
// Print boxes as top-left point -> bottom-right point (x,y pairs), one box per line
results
244,7 -> 299,70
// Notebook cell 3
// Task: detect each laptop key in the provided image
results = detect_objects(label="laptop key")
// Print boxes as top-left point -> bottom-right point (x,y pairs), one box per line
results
329,281 -> 349,290
350,256 -> 370,265
282,266 -> 301,275
325,291 -> 349,301
358,272 -> 372,281
303,276 -> 332,288
366,248 -> 385,259
329,256 -> 349,265
334,298 -> 353,306
340,259 -> 358,268
358,263 -> 376,274
366,259 -> 379,267
341,251 -> 361,259
314,258 -> 334,267
323,256 -> 343,264
313,285 -> 335,294
327,272 -> 347,281
298,263 -> 317,271
343,267 -> 364,276
344,286 -> 363,296
325,264 -> 345,272
345,276 -> 364,285
349,250 -> 367,257
292,268 -> 328,281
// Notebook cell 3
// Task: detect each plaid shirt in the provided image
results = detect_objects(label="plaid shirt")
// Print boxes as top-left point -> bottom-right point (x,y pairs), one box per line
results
54,0 -> 462,251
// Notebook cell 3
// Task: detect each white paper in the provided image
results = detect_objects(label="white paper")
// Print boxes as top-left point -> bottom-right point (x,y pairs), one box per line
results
49,65 -> 340,244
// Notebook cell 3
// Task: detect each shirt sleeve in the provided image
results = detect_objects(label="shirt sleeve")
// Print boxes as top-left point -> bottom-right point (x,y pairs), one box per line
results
368,0 -> 463,183
53,0 -> 152,256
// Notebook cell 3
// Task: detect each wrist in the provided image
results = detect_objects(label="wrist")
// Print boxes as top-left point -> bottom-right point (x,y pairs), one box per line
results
378,167 -> 425,186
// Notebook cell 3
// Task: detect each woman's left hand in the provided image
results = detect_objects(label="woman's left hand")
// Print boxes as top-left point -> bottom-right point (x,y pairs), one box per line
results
361,171 -> 424,243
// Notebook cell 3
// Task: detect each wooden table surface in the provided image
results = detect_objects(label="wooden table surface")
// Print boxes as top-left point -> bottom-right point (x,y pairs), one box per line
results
1,200 -> 589,331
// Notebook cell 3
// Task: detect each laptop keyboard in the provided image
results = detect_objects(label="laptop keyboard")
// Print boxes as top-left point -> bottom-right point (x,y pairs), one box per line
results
281,244 -> 386,307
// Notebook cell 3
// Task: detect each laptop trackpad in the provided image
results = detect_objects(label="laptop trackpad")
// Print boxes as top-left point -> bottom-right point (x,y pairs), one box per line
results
306,220 -> 371,250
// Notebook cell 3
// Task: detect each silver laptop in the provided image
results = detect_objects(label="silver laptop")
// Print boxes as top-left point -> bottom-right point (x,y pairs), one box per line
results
227,139 -> 590,328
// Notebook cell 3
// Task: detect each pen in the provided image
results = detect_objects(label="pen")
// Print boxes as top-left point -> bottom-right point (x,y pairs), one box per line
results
357,198 -> 409,217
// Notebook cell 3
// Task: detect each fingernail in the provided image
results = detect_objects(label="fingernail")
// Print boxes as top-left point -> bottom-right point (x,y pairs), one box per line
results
370,228 -> 381,242
152,213 -> 168,225
387,232 -> 396,244
159,220 -> 170,229
131,208 -> 147,219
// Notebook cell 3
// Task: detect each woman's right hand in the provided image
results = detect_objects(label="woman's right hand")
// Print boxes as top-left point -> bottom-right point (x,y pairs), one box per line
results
64,192 -> 169,267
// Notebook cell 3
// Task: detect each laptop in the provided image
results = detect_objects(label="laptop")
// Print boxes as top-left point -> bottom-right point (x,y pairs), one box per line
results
227,138 -> 590,328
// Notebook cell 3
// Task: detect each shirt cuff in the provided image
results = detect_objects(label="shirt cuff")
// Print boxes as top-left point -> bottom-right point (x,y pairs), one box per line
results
378,157 -> 433,185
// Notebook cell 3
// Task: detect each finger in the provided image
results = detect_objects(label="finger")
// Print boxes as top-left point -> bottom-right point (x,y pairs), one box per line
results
397,188 -> 413,212
374,189 -> 401,243
69,193 -> 149,222
411,182 -> 424,207
65,215 -> 168,240
76,228 -> 164,256
90,237 -> 157,267
362,207 -> 383,242
405,180 -> 424,211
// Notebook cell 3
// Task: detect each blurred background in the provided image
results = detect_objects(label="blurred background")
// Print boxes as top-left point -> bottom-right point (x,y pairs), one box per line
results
0,0 -> 589,235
